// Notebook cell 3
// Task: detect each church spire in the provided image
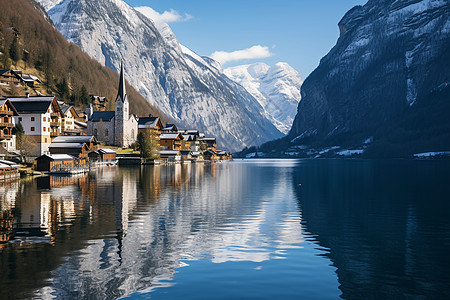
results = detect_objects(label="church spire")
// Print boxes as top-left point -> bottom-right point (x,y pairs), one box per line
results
116,59 -> 127,103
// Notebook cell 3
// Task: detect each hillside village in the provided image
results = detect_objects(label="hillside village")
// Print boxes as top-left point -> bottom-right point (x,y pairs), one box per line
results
0,60 -> 231,178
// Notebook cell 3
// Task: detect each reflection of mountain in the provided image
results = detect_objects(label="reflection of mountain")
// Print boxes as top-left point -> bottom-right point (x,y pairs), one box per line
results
13,163 -> 305,299
292,160 -> 450,299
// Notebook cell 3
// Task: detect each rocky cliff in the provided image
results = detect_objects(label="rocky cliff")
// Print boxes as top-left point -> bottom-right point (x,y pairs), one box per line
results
289,0 -> 450,157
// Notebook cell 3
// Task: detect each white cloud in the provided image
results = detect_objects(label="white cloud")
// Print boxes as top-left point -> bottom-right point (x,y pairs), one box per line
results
210,45 -> 273,66
135,6 -> 193,24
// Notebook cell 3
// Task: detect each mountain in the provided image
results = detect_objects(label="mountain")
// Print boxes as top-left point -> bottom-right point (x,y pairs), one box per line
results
38,0 -> 283,152
286,0 -> 450,157
0,0 -> 164,119
224,62 -> 302,134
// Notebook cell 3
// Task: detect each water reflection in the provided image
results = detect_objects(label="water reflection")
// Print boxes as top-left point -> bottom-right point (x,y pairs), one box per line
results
293,159 -> 450,299
2,159 -> 448,299
1,162 -> 313,299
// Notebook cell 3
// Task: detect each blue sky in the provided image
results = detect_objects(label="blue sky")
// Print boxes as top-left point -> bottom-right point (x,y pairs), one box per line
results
125,0 -> 367,78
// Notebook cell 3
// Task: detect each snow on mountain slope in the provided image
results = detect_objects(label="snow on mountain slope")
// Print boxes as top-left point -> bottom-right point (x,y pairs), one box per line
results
37,0 -> 283,152
225,63 -> 303,134
36,0 -> 62,11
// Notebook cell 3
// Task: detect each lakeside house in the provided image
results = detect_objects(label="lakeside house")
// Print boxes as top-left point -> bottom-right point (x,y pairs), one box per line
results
60,105 -> 83,135
7,95 -> 64,156
35,154 -> 76,172
0,159 -> 20,180
0,61 -> 231,166
0,100 -> 19,152
160,133 -> 184,151
88,148 -> 116,162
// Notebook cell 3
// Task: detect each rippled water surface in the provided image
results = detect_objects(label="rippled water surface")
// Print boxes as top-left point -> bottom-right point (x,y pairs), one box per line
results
1,159 -> 450,299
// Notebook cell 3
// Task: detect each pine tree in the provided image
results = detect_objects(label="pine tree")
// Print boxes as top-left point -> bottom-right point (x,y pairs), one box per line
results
9,37 -> 21,61
80,85 -> 90,104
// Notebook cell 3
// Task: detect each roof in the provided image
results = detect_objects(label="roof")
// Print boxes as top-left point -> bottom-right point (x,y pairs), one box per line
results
90,111 -> 115,122
0,160 -> 20,168
7,100 -> 52,114
21,74 -> 41,83
60,105 -> 79,118
204,150 -> 216,155
7,96 -> 55,101
116,60 -> 128,103
49,143 -> 86,149
37,154 -> 75,161
52,136 -> 96,144
160,133 -> 183,140
138,116 -> 160,128
99,148 -> 116,154
163,123 -> 178,131
182,135 -> 193,141
74,120 -> 87,128
203,137 -> 216,142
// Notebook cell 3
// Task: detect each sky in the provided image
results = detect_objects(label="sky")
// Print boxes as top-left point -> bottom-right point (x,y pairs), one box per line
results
124,0 -> 367,78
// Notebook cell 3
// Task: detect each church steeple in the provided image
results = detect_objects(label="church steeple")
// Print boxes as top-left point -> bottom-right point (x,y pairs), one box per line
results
116,59 -> 127,103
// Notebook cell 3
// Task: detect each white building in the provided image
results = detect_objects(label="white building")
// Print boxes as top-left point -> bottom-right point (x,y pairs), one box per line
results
8,96 -> 64,156
87,60 -> 138,147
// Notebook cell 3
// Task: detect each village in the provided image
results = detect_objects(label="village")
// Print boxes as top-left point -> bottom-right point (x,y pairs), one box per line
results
0,61 -> 232,180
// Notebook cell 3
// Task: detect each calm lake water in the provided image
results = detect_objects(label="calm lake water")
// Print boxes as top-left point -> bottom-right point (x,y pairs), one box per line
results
1,159 -> 450,299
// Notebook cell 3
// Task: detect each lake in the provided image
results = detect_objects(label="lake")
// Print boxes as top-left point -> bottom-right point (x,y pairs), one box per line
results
1,159 -> 450,299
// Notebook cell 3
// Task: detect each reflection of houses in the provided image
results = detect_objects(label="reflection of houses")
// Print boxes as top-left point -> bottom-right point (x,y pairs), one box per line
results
0,99 -> 19,152
86,61 -> 138,147
8,96 -> 64,156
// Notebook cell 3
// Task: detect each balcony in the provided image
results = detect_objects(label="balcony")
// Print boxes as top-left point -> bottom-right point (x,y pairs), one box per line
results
50,121 -> 61,127
51,112 -> 60,118
0,132 -> 12,140
0,109 -> 13,116
0,122 -> 14,128
50,132 -> 59,137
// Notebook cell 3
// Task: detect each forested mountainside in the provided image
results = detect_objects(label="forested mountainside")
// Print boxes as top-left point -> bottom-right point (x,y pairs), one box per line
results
0,0 -> 168,121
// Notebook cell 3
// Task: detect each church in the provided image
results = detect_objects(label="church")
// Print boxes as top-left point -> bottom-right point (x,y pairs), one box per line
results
86,60 -> 138,147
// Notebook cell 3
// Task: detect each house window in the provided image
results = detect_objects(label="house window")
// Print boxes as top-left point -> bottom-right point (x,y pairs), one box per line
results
105,129 -> 108,137
45,138 -> 47,143
43,117 -> 46,122
94,128 -> 98,137
117,107 -> 121,112
4,117 -> 8,122
31,127 -> 35,131
31,117 -> 35,121
18,117 -> 22,122
43,127 -> 46,132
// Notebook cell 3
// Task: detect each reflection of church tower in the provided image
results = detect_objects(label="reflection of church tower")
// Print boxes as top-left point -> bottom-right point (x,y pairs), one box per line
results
114,60 -> 130,147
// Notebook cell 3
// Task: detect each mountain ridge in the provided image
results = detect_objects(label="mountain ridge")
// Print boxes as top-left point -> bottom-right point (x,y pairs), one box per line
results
38,0 -> 284,151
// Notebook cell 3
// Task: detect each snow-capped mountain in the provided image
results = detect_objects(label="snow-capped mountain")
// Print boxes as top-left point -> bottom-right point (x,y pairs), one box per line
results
288,0 -> 450,156
37,0 -> 283,152
225,63 -> 302,134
